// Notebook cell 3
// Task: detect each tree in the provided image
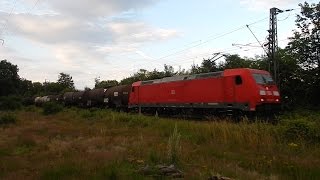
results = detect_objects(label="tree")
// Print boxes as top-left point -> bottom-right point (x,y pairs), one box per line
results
18,79 -> 33,96
190,64 -> 201,74
44,82 -> 65,94
0,60 -> 20,96
164,64 -> 176,77
57,73 -> 75,91
148,69 -> 165,79
288,2 -> 320,71
200,57 -> 219,73
286,2 -> 320,105
31,82 -> 43,95
95,79 -> 119,88
277,49 -> 305,106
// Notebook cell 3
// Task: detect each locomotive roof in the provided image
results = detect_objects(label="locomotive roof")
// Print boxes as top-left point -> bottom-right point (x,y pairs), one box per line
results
141,71 -> 223,85
140,68 -> 270,85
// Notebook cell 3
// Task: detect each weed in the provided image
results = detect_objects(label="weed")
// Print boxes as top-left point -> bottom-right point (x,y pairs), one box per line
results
42,102 -> 63,115
280,118 -> 320,143
148,149 -> 162,164
96,161 -> 143,179
0,96 -> 22,111
24,105 -> 38,112
41,163 -> 83,180
13,145 -> 32,155
0,148 -> 10,157
0,113 -> 17,125
167,123 -> 181,165
80,109 -> 95,119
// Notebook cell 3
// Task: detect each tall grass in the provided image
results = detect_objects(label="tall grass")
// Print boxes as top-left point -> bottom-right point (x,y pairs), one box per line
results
167,124 -> 181,164
1,108 -> 319,179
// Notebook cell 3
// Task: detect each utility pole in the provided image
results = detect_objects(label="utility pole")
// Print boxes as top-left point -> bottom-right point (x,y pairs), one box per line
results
268,7 -> 280,85
267,7 -> 293,86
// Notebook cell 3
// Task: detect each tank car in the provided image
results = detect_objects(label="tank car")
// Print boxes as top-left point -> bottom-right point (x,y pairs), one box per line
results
63,92 -> 75,106
85,88 -> 107,107
105,85 -> 131,110
72,91 -> 87,107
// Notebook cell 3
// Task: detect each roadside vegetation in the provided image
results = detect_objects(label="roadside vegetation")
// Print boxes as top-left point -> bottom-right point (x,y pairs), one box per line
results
0,107 -> 319,179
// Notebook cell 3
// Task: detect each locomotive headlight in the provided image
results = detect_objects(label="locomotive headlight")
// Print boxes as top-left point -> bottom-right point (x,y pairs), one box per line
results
273,91 -> 280,96
259,90 -> 266,96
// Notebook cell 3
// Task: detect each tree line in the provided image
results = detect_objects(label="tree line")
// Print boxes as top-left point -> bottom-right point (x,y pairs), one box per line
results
0,2 -> 319,108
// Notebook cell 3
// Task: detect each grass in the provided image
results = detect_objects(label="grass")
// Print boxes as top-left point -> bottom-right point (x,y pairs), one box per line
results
0,107 -> 319,179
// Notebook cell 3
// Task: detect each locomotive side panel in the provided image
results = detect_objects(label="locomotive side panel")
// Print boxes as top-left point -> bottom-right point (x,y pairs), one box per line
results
131,76 -> 224,108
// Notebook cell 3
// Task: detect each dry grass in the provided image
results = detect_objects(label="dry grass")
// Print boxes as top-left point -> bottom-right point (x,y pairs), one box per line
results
0,107 -> 319,179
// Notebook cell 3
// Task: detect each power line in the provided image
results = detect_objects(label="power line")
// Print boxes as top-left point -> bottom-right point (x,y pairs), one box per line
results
246,25 -> 269,55
152,17 -> 268,61
0,0 -> 18,37
2,0 -> 42,40
109,37 -> 271,73
101,17 -> 268,62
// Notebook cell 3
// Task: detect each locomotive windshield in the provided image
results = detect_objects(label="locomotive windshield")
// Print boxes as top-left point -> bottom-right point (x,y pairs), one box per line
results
253,73 -> 274,85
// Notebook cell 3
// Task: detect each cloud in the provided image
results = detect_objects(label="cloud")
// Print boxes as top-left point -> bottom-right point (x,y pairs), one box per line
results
240,0 -> 300,10
42,0 -> 158,19
1,13 -> 111,44
0,0 -> 180,89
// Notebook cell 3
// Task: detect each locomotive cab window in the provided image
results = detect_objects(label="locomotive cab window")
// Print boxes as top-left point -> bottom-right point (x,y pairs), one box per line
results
235,75 -> 242,85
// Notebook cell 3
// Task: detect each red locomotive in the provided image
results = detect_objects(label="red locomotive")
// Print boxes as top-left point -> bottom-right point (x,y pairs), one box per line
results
129,68 -> 280,115
35,68 -> 281,118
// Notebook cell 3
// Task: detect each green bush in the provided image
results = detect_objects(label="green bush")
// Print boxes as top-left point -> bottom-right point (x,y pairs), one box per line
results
24,105 -> 38,112
0,113 -> 17,125
0,96 -> 22,111
280,119 -> 320,143
42,102 -> 63,115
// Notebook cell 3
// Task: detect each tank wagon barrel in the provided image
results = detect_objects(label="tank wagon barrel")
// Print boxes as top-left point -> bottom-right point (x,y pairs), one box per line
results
105,85 -> 131,110
86,88 -> 107,107
72,91 -> 87,107
63,92 -> 75,106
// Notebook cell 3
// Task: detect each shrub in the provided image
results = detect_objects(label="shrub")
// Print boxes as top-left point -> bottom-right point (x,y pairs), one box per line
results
24,105 -> 38,112
0,113 -> 17,125
280,119 -> 320,143
42,102 -> 63,115
80,110 -> 95,119
0,96 -> 22,111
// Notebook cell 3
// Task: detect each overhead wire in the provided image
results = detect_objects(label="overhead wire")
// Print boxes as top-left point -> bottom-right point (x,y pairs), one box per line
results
121,16 -> 269,70
105,35 -> 274,77
107,16 -> 269,64
0,0 -> 18,39
137,37 -> 292,70
1,0 -> 42,42
152,17 -> 268,61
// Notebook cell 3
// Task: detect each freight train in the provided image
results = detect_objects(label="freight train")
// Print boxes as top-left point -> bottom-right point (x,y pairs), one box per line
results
34,68 -> 281,117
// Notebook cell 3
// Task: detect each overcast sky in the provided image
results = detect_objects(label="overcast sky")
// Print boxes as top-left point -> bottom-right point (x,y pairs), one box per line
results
0,0 -> 317,89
